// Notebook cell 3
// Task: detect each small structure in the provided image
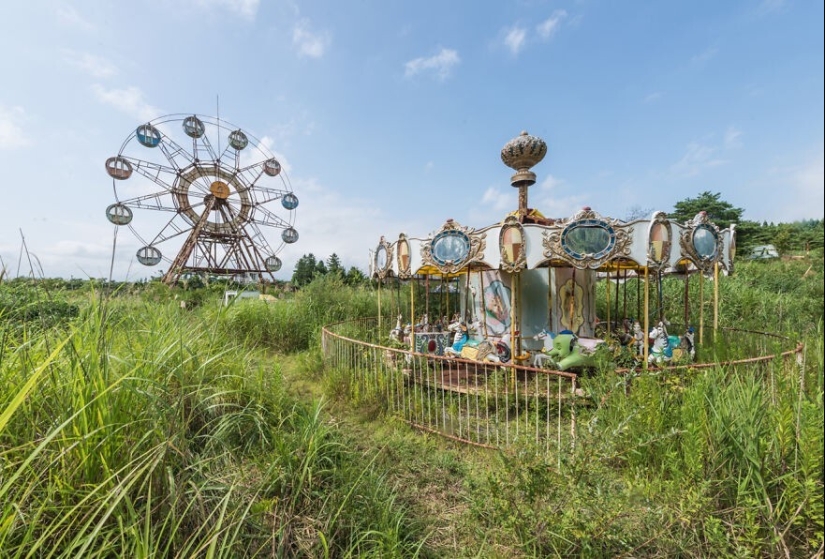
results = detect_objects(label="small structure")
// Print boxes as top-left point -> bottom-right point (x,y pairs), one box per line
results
748,244 -> 779,260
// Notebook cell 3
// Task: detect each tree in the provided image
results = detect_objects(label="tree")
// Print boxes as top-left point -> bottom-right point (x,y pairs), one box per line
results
773,224 -> 794,255
624,205 -> 653,221
669,191 -> 744,229
326,253 -> 344,278
344,266 -> 367,286
291,253 -> 318,287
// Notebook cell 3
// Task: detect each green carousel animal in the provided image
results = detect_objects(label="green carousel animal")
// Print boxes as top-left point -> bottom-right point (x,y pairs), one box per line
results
547,333 -> 603,371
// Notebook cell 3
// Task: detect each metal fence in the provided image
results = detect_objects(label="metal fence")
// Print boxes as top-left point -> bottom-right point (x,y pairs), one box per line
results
322,318 -> 579,456
321,318 -> 805,455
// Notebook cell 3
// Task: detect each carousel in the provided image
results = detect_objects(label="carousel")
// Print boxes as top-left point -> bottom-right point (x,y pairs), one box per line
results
370,131 -> 736,373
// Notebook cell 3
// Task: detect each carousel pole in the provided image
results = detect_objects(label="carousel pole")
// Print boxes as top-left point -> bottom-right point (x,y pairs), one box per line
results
500,129 -> 547,365
699,272 -> 705,346
445,275 -> 450,320
643,265 -> 650,369
425,274 -> 430,323
622,269 -> 627,320
713,261 -> 719,343
683,274 -> 690,330
547,267 -> 553,333
410,276 -> 416,352
614,269 -> 620,331
378,279 -> 382,335
479,270 -> 489,338
606,270 -> 611,338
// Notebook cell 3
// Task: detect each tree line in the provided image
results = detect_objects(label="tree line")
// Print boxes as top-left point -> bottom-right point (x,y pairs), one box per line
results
667,191 -> 824,255
290,253 -> 367,287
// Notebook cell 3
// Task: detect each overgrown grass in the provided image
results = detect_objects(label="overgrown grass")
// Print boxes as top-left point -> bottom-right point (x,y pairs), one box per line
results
0,291 -> 427,557
2,254 -> 823,557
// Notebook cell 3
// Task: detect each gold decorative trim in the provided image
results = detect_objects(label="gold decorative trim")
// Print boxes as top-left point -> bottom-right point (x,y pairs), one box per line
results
647,211 -> 672,270
499,215 -> 527,272
420,219 -> 487,275
541,208 -> 633,269
678,212 -> 724,272
374,236 -> 394,279
397,233 -> 412,279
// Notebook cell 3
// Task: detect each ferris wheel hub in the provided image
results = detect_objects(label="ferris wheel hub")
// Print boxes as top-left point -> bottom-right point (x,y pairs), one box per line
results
210,180 -> 230,199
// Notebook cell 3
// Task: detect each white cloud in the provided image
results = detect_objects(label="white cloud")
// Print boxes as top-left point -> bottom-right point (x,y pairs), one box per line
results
480,186 -> 513,213
773,151 -> 825,221
276,176 -> 390,274
0,105 -> 32,149
669,142 -> 726,177
91,85 -> 161,122
404,48 -> 460,80
691,47 -> 718,65
724,126 -> 743,149
504,26 -> 527,55
194,0 -> 260,19
55,4 -> 94,31
757,0 -> 787,15
293,20 -> 331,58
62,50 -> 117,78
643,91 -> 662,103
536,10 -> 568,40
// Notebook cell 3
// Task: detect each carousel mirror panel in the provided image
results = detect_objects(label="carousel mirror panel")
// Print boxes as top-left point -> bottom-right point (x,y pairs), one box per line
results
374,236 -> 393,278
431,230 -> 471,266
561,221 -> 615,260
692,225 -> 718,259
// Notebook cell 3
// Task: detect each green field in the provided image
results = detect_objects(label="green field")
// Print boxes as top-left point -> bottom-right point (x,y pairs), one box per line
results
1,255 -> 822,558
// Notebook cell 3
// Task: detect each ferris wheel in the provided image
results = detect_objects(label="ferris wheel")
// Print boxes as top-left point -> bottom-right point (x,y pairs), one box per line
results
104,114 -> 298,284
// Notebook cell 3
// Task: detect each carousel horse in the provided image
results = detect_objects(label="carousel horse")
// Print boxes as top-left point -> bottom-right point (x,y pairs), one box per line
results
647,321 -> 696,365
530,328 -> 557,368
444,318 -> 470,357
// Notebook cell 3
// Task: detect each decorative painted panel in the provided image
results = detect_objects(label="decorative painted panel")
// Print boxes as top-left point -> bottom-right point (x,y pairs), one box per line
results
499,215 -> 527,272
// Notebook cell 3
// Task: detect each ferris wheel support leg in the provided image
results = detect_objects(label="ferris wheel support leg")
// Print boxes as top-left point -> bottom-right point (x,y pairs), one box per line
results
163,197 -> 217,285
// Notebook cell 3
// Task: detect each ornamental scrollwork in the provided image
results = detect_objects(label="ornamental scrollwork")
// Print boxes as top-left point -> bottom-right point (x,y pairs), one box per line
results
374,236 -> 394,279
678,211 -> 724,272
541,208 -> 633,269
420,219 -> 487,275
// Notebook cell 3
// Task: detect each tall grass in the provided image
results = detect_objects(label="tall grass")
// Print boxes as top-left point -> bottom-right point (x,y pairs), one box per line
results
213,275 -> 380,353
0,292 -> 426,557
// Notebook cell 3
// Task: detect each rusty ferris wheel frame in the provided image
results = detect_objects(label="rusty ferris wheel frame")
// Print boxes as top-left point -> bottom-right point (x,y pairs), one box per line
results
104,113 -> 299,285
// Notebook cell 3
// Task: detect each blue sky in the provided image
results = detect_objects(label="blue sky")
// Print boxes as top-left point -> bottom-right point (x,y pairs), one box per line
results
0,0 -> 822,281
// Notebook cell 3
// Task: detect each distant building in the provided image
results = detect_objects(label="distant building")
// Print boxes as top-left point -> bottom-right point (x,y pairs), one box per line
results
748,245 -> 779,260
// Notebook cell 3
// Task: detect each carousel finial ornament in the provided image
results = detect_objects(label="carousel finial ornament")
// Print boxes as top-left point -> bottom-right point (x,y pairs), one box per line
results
501,131 -> 548,218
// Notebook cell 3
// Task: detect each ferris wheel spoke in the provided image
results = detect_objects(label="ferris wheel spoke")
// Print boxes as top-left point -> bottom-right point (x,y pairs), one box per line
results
246,185 -> 291,205
149,214 -> 196,246
158,136 -> 195,171
251,205 -> 292,229
235,160 -> 267,186
245,221 -> 277,253
119,190 -> 179,212
122,157 -> 178,191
